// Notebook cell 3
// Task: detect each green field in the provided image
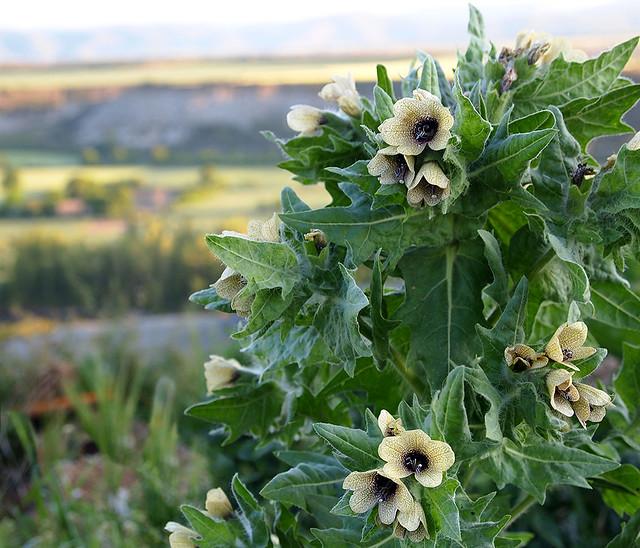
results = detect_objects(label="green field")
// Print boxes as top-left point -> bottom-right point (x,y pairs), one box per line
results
0,164 -> 330,251
0,56 -> 432,90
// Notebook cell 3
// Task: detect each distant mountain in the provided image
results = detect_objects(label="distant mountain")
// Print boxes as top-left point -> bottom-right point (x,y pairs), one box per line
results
0,3 -> 638,63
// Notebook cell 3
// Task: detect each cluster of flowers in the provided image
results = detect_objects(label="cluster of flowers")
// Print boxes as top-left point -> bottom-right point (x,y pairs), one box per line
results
286,73 -> 455,208
504,321 -> 613,428
342,410 -> 455,542
211,214 -> 281,316
165,488 -> 233,547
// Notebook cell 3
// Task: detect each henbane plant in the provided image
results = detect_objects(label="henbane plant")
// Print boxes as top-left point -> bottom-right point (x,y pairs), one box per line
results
169,6 -> 640,546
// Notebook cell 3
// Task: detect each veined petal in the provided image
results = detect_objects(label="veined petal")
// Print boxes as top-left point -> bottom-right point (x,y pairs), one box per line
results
424,439 -> 455,472
415,468 -> 444,488
558,321 -> 589,350
571,346 -> 597,361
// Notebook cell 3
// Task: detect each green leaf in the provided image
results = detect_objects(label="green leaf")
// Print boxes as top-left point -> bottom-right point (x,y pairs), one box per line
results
431,366 -> 502,461
373,85 -> 394,122
561,84 -> 640,149
370,253 -> 401,367
231,474 -> 270,547
419,53 -> 440,98
529,106 -> 580,212
396,239 -> 491,391
615,343 -> 640,414
597,464 -> 640,517
606,511 -> 640,548
260,463 -> 345,511
513,37 -> 639,115
233,288 -> 294,339
482,433 -> 619,503
478,279 -> 530,385
180,505 -> 237,547
313,422 -> 382,471
205,234 -> 300,297
376,64 -> 395,100
590,145 -> 640,252
478,230 -> 508,319
457,4 -> 486,89
189,286 -> 232,313
312,264 -> 371,375
469,127 -> 557,188
186,383 -> 284,445
422,478 -> 461,541
453,79 -> 491,162
280,184 -> 470,265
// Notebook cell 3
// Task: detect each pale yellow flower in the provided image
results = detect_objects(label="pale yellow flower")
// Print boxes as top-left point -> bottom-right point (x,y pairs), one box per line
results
319,74 -> 362,117
205,488 -> 233,519
204,355 -> 242,394
378,430 -> 455,488
213,214 -> 281,315
367,146 -> 416,187
406,162 -> 451,207
286,105 -> 324,135
342,469 -> 414,525
573,383 -> 613,428
546,369 -> 580,418
545,322 -> 596,371
504,344 -> 549,372
379,89 -> 453,155
515,30 -> 587,64
394,500 -> 429,542
377,409 -> 405,438
627,132 -> 640,151
165,522 -> 197,548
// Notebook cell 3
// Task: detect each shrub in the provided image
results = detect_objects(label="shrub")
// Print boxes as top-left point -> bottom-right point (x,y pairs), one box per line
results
175,6 -> 640,546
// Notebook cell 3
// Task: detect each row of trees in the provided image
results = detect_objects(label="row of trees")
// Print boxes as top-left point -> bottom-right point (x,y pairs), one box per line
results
0,223 -> 223,317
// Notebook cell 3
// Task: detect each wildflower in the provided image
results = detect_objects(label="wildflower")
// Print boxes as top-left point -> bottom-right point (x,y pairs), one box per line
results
213,214 -> 281,315
545,321 -> 596,371
205,488 -> 233,519
286,105 -> 324,135
342,469 -> 414,525
204,355 -> 242,394
573,383 -> 613,428
394,501 -> 429,542
406,162 -> 451,207
546,369 -> 580,418
378,409 -> 405,437
504,344 -> 549,372
515,30 -> 587,64
627,132 -> 640,151
303,229 -> 328,251
165,522 -> 197,548
379,89 -> 453,155
367,146 -> 416,187
378,430 -> 455,488
319,74 -> 362,117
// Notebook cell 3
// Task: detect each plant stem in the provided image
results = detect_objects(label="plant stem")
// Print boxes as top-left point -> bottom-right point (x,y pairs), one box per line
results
506,494 -> 537,528
528,246 -> 556,279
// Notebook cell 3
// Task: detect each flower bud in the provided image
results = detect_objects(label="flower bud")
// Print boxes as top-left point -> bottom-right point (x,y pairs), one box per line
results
205,487 -> 233,519
204,355 -> 242,394
286,105 -> 324,135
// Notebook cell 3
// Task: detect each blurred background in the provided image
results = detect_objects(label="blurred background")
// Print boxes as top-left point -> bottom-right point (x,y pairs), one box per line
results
0,0 -> 638,545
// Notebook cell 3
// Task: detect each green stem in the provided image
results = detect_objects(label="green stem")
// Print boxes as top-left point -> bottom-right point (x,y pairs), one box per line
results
506,494 -> 537,528
528,246 -> 556,279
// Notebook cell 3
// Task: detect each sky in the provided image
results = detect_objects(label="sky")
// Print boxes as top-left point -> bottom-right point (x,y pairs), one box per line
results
0,0 -> 627,30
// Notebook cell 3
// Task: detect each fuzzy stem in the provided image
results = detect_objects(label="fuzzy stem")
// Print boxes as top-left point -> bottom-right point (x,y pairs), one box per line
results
506,494 -> 537,528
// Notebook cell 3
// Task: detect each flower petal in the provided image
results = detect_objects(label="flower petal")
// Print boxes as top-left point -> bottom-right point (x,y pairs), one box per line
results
553,394 -> 575,417
415,468 -> 443,488
424,439 -> 455,472
571,346 -> 597,361
558,321 -> 588,350
572,397 -> 591,428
